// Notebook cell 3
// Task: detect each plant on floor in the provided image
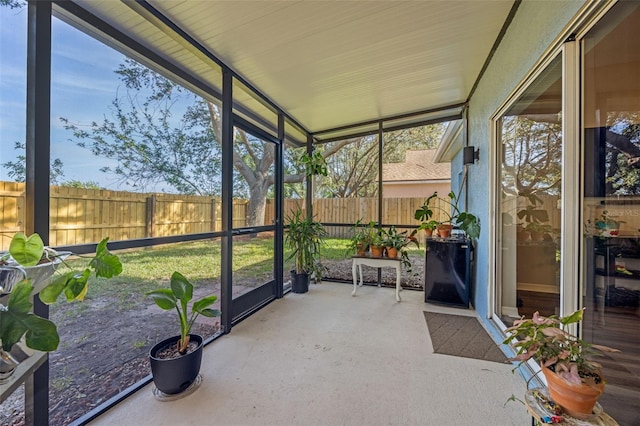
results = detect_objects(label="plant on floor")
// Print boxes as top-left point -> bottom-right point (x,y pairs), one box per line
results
146,271 -> 219,395
285,207 -> 327,292
147,271 -> 219,354
503,308 -> 619,418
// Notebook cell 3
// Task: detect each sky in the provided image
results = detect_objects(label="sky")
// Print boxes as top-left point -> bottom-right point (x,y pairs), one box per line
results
0,4 -> 152,191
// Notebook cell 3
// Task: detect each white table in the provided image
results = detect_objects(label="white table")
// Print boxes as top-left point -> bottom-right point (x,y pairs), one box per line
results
351,256 -> 402,301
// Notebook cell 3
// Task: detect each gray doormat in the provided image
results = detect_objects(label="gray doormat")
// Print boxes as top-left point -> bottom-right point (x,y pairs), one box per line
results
423,311 -> 509,363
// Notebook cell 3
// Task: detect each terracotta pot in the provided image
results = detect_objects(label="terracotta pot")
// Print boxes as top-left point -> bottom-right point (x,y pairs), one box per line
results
542,366 -> 605,419
370,245 -> 384,257
386,247 -> 398,259
424,229 -> 433,237
356,243 -> 366,257
436,224 -> 453,238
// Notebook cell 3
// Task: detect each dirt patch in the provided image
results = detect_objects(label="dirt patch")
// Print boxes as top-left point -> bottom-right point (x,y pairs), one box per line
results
1,282 -> 221,426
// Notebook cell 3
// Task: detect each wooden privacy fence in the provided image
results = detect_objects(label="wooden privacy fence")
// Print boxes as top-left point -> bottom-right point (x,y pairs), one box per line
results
1,181 -> 444,249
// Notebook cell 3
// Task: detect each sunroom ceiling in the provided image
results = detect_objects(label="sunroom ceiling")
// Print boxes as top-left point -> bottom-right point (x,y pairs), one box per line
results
65,0 -> 514,140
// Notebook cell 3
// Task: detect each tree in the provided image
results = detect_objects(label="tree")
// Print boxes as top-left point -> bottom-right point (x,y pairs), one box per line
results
62,59 -> 222,196
2,141 -> 65,185
62,58 -> 448,225
316,124 -> 444,198
63,59 -> 315,226
61,180 -> 103,190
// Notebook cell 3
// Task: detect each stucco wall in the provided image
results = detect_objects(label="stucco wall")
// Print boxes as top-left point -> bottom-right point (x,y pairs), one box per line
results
462,0 -> 587,323
382,182 -> 450,199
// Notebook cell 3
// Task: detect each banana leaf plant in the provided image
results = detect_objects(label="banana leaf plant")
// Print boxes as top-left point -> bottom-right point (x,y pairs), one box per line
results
147,271 -> 220,354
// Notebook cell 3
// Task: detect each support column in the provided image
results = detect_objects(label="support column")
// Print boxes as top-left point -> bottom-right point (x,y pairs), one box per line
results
220,69 -> 233,333
25,1 -> 51,424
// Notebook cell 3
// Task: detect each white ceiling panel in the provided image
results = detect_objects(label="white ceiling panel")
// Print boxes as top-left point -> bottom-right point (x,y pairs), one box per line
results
70,0 -> 514,135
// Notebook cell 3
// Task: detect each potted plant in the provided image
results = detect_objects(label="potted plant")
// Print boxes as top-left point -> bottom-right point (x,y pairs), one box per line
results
347,219 -> 376,256
503,308 -> 619,419
414,191 -> 481,239
285,207 -> 327,293
369,231 -> 385,258
147,271 -> 219,395
419,220 -> 439,238
300,149 -> 328,177
0,232 -> 122,382
383,226 -> 419,270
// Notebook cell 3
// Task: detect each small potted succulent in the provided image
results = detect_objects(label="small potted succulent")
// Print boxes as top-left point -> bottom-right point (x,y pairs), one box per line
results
503,308 -> 619,419
147,271 -> 220,395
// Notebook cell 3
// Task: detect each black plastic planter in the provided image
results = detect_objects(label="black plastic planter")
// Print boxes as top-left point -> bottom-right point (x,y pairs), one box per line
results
290,271 -> 309,293
149,334 -> 203,395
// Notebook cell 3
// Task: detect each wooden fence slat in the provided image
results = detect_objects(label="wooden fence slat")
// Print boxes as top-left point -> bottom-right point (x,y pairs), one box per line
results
1,180 -> 465,249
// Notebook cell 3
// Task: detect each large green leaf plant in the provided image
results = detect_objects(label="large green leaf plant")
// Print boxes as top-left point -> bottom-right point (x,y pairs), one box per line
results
1,233 -> 122,353
147,271 -> 220,354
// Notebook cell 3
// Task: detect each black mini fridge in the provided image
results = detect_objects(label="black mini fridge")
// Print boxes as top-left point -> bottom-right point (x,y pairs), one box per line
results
424,237 -> 472,308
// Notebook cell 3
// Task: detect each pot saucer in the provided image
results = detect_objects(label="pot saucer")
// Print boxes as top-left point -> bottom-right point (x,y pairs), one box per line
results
152,373 -> 203,401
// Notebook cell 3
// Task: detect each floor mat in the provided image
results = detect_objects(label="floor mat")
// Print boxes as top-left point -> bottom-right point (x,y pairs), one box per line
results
423,311 -> 509,363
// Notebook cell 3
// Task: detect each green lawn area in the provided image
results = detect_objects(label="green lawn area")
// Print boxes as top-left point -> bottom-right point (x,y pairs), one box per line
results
59,236 -> 423,301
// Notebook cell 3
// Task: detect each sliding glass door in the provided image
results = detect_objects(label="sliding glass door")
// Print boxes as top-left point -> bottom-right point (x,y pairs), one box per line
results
581,3 -> 640,423
495,54 -> 563,325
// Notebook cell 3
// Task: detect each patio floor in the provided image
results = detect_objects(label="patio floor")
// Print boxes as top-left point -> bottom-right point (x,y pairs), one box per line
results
89,281 -> 530,425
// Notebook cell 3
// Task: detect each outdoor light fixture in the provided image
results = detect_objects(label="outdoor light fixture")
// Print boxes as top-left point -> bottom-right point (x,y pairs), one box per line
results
463,146 -> 479,165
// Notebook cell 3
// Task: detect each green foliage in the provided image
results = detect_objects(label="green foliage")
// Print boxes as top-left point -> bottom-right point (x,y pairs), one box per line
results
147,271 -> 220,354
301,150 -> 328,177
7,232 -> 45,267
61,180 -> 103,189
382,226 -> 419,250
383,226 -> 419,271
414,191 -> 481,239
40,238 -> 123,304
346,219 -> 377,254
0,280 -> 59,352
503,309 -> 619,386
1,233 -> 122,354
285,207 -> 327,279
501,116 -> 562,198
1,141 -> 65,185
316,123 -> 445,198
61,58 -> 222,196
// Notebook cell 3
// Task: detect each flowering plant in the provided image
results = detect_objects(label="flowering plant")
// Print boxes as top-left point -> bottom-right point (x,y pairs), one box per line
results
502,309 -> 618,385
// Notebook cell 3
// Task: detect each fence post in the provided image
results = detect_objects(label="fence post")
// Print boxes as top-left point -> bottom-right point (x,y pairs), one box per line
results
146,194 -> 156,237
211,198 -> 217,232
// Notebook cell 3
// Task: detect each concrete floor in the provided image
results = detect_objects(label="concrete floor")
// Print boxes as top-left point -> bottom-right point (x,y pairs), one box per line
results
90,281 -> 531,426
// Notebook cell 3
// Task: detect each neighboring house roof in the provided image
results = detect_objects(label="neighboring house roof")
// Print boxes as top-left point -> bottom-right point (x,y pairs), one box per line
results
383,149 -> 451,183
